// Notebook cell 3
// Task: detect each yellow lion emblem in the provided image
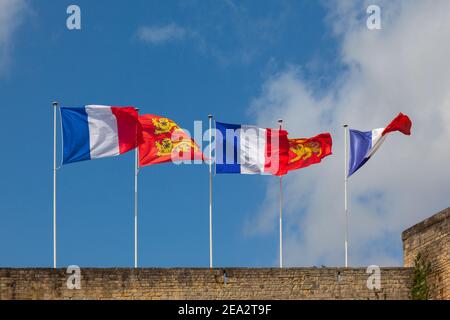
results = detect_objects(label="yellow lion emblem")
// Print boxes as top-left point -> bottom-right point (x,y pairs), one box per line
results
155,135 -> 199,157
289,139 -> 322,163
155,138 -> 174,156
152,117 -> 179,134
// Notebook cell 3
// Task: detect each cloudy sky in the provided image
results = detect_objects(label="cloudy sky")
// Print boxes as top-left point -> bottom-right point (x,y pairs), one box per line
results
0,0 -> 448,268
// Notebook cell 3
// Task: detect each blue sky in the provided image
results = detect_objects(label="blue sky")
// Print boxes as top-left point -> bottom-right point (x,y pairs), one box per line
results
2,0 -> 450,268
0,0 -> 339,267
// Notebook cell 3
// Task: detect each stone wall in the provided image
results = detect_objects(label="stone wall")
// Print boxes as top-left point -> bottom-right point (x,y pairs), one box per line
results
402,207 -> 450,299
0,268 -> 412,300
1,206 -> 449,300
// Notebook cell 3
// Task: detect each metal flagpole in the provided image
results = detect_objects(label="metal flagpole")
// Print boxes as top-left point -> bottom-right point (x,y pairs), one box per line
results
278,119 -> 283,268
343,124 -> 349,268
134,147 -> 139,268
134,107 -> 141,268
53,101 -> 58,269
208,115 -> 213,269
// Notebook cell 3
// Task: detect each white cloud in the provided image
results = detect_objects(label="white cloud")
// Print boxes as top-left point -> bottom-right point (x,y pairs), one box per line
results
0,0 -> 27,73
248,0 -> 450,267
137,23 -> 187,45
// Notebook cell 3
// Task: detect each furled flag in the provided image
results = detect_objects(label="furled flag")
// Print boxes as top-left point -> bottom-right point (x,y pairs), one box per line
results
215,122 -> 289,176
287,133 -> 333,173
61,105 -> 143,164
348,113 -> 412,177
138,114 -> 204,167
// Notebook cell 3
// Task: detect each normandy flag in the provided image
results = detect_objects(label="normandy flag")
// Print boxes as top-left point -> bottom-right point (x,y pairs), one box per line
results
138,114 -> 204,167
285,133 -> 333,174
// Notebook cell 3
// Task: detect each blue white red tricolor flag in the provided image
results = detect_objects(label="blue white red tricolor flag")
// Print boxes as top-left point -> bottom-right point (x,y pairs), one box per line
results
348,113 -> 412,177
215,122 -> 289,176
60,105 -> 143,164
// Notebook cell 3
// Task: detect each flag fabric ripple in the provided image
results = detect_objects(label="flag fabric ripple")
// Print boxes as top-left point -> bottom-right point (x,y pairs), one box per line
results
60,105 -> 143,164
287,133 -> 333,173
138,114 -> 204,167
215,122 -> 289,176
348,113 -> 412,177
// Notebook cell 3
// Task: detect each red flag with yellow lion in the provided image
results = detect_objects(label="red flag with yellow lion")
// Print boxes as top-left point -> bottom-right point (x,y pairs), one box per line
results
138,114 -> 204,167
287,133 -> 332,172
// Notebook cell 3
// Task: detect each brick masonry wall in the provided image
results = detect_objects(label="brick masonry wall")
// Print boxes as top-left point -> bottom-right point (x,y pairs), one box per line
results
0,268 -> 412,300
402,207 -> 450,299
2,208 -> 449,300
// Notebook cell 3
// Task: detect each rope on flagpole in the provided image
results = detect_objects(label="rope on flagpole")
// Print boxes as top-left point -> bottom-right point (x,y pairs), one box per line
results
278,119 -> 283,268
343,124 -> 349,268
53,101 -> 59,269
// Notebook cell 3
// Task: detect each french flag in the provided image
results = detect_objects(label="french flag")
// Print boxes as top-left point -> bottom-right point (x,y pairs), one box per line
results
60,105 -> 143,164
215,122 -> 289,176
348,113 -> 412,177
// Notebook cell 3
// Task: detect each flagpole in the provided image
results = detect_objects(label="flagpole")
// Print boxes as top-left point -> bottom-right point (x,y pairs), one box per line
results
133,107 -> 140,268
278,119 -> 283,268
343,124 -> 349,268
208,115 -> 213,269
134,147 -> 139,268
53,101 -> 58,269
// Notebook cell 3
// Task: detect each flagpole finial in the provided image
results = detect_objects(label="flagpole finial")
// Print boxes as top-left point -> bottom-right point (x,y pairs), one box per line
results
208,114 -> 213,119
343,124 -> 348,128
53,102 -> 59,107
278,119 -> 283,124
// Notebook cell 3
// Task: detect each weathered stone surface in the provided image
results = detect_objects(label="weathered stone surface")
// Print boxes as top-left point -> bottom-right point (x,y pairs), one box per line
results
0,206 -> 448,300
402,206 -> 450,299
0,267 -> 412,300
